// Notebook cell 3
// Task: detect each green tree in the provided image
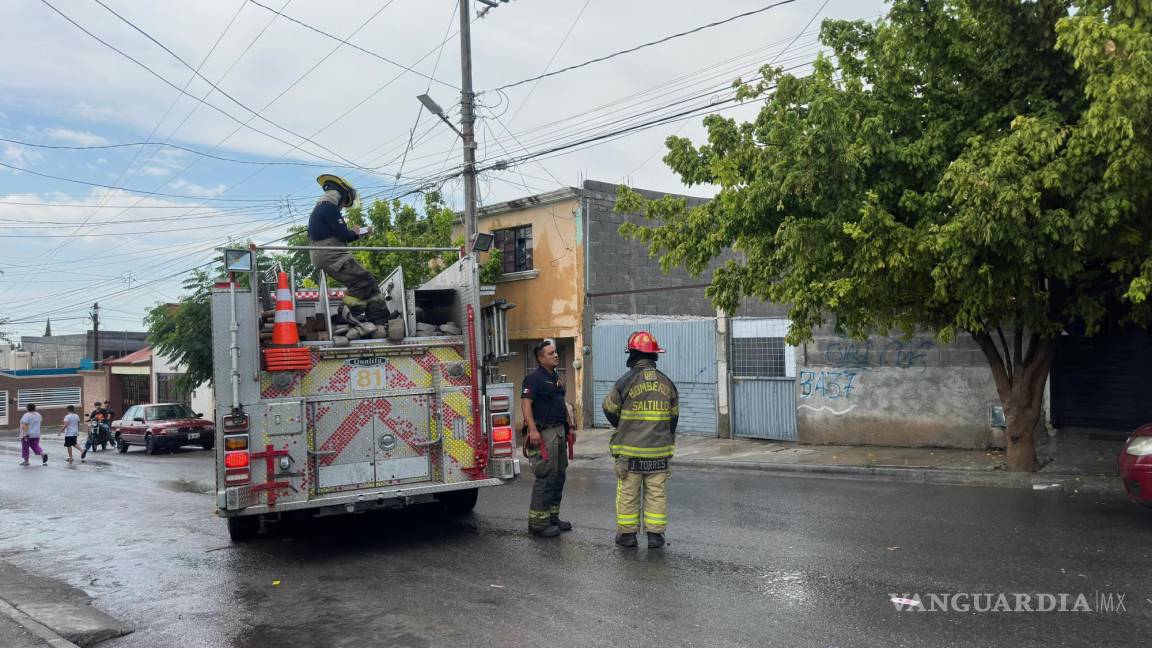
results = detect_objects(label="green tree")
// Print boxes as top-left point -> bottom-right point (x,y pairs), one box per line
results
618,0 -> 1152,471
144,270 -> 213,392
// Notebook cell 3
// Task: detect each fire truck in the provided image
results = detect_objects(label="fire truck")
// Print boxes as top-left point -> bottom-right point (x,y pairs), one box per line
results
210,244 -> 519,541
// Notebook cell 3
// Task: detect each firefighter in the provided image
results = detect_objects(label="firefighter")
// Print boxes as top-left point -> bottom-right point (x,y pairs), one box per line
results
602,331 -> 679,549
307,174 -> 389,322
522,339 -> 575,538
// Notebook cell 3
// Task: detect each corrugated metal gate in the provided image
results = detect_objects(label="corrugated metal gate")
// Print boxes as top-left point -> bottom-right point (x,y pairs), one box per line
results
731,319 -> 797,440
592,320 -> 717,436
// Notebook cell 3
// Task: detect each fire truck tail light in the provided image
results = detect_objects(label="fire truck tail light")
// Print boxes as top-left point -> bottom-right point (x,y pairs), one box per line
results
224,451 -> 250,469
491,425 -> 514,457
489,395 -> 510,412
224,435 -> 249,451
492,426 -> 513,444
491,412 -> 511,428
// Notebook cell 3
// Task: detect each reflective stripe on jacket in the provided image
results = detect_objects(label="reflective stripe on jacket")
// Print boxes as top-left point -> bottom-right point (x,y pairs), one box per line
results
602,359 -> 679,459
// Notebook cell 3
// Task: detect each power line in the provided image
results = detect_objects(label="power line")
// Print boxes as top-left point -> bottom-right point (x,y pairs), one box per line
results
506,0 -> 592,124
82,0 -> 378,171
244,0 -> 458,91
0,160 -> 283,202
486,0 -> 798,92
0,136 -> 357,169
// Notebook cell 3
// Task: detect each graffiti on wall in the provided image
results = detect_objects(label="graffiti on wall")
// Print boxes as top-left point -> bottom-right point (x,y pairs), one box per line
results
798,337 -> 937,415
824,337 -> 934,370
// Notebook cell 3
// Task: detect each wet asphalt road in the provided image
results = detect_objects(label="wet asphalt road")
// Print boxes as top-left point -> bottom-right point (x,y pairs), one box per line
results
1,439 -> 1150,648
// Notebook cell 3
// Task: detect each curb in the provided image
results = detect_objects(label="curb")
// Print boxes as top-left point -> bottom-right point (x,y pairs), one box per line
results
0,598 -> 81,648
573,453 -> 1120,494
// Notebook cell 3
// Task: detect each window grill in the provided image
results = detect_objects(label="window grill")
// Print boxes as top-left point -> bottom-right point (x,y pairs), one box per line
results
17,387 -> 82,408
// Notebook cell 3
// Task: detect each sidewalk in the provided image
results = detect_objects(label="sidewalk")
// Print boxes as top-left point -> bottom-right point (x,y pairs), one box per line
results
0,562 -> 132,648
569,427 -> 1126,495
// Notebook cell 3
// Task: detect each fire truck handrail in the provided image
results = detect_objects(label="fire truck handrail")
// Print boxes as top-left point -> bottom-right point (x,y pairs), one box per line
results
260,245 -> 459,253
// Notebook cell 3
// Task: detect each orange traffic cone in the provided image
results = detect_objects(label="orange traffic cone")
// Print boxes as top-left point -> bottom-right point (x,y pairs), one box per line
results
270,272 -> 299,346
264,272 -> 310,372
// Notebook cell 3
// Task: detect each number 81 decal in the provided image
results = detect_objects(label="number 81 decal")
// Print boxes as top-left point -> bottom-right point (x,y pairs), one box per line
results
351,364 -> 389,391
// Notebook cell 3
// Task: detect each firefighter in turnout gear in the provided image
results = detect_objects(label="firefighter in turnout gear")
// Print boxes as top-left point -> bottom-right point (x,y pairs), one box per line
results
602,331 -> 679,549
522,340 -> 575,538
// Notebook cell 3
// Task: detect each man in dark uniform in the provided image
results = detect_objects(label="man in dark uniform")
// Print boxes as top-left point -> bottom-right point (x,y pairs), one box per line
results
307,174 -> 386,318
522,339 -> 575,538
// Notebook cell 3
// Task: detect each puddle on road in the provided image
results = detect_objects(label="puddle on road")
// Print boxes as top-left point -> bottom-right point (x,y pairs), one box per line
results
161,478 -> 213,494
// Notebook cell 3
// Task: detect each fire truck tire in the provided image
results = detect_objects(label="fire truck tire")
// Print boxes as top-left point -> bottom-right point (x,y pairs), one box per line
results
145,434 -> 159,455
438,488 -> 479,515
228,516 -> 260,542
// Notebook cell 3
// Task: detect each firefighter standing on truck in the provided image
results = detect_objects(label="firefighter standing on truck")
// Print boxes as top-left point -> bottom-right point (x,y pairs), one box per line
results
602,331 -> 679,549
522,339 -> 575,538
307,174 -> 389,322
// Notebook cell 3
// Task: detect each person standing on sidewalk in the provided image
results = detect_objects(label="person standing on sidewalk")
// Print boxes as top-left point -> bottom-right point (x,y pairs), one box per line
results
58,405 -> 81,463
602,331 -> 678,549
522,339 -> 575,538
18,403 -> 48,466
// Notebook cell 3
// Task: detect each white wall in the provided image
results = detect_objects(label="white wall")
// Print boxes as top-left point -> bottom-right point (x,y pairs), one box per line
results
151,351 -> 215,422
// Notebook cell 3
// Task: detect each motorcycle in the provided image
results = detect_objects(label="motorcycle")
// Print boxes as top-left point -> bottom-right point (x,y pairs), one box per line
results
87,418 -> 111,451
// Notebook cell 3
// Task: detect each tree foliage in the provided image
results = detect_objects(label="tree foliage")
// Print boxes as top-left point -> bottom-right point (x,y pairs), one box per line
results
144,270 -> 213,392
618,0 -> 1152,470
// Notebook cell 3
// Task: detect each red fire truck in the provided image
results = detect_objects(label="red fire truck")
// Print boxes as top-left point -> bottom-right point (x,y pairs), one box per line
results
211,245 -> 519,541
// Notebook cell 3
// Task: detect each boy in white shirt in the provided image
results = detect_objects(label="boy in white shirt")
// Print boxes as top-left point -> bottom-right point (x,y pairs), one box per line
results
19,403 -> 47,466
58,404 -> 81,463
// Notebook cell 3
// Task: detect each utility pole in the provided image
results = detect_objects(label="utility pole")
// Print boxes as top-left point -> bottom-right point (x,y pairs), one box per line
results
90,302 -> 100,364
459,0 -> 478,247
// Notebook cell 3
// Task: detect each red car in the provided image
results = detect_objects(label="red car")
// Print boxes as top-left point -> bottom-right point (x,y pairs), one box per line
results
1119,423 -> 1152,506
112,403 -> 216,455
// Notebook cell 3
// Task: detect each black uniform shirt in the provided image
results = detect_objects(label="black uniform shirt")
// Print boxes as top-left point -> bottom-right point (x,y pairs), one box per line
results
307,200 -> 359,242
522,366 -> 568,426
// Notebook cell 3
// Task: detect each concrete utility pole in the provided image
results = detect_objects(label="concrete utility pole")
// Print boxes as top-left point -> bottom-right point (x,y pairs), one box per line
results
459,0 -> 478,247
90,302 -> 100,364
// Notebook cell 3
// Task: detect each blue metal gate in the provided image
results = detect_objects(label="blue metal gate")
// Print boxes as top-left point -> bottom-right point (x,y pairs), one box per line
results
731,319 -> 797,440
592,320 -> 717,436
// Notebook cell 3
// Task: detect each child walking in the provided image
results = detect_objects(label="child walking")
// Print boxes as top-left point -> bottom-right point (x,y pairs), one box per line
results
58,404 -> 80,463
19,403 -> 48,466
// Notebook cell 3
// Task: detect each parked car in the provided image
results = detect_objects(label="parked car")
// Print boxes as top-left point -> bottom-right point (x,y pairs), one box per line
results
1119,423 -> 1152,506
112,403 -> 216,455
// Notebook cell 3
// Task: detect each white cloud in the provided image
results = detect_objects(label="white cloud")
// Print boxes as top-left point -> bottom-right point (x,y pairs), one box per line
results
136,165 -> 172,177
2,142 -> 41,168
169,179 -> 227,197
42,127 -> 108,146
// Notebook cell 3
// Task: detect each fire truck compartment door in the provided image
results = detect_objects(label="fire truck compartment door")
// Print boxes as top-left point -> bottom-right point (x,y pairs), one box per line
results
312,400 -> 376,491
373,395 -> 433,483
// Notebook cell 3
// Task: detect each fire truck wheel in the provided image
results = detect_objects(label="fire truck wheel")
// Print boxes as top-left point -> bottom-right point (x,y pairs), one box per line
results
145,434 -> 159,455
438,488 -> 479,515
227,516 -> 260,542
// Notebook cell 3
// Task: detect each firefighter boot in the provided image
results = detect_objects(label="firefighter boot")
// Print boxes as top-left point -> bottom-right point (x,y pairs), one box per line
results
532,525 -> 561,538
615,532 -> 638,547
647,532 -> 666,549
551,518 -> 573,532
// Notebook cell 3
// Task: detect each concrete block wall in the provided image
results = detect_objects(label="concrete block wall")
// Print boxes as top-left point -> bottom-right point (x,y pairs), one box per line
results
582,180 -> 787,319
796,327 -> 1002,448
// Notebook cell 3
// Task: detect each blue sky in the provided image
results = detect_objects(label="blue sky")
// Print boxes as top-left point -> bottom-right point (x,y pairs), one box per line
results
0,0 -> 886,343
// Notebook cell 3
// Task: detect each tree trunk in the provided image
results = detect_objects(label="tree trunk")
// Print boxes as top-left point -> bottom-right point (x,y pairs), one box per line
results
971,331 -> 1054,472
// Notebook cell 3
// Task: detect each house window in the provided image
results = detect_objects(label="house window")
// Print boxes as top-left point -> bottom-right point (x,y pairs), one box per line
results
157,373 -> 190,404
494,226 -> 533,273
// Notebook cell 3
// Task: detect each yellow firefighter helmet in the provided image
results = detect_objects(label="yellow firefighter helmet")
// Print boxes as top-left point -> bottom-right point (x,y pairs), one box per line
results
316,174 -> 360,209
